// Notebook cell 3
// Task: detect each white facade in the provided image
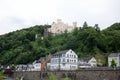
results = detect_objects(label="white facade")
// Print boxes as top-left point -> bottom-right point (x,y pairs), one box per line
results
33,63 -> 41,71
50,49 -> 78,70
48,19 -> 77,35
108,53 -> 120,67
16,64 -> 34,71
88,57 -> 97,67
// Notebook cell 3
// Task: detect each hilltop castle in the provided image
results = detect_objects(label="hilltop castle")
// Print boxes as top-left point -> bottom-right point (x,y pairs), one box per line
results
48,19 -> 77,35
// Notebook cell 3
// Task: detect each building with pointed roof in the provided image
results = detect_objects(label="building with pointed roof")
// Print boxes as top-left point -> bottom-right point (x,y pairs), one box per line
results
50,49 -> 78,70
78,57 -> 97,68
108,53 -> 120,67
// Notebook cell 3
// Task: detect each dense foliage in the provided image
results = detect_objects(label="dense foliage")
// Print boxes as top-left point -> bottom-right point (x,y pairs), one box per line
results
0,22 -> 120,65
0,71 -> 4,80
111,59 -> 117,68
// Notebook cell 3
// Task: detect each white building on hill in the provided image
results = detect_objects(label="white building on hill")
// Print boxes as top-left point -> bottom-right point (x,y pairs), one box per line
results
50,49 -> 78,70
48,19 -> 77,35
108,53 -> 120,67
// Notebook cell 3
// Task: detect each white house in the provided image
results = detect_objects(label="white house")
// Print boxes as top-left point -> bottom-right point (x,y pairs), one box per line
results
32,60 -> 41,71
50,49 -> 78,70
48,19 -> 77,35
16,64 -> 34,71
78,57 -> 97,68
108,53 -> 120,67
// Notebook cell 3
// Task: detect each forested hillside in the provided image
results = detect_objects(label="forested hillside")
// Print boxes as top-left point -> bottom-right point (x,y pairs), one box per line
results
0,22 -> 120,65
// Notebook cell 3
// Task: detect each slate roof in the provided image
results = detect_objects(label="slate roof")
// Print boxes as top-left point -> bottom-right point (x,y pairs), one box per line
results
52,50 -> 70,56
78,57 -> 93,63
109,53 -> 120,57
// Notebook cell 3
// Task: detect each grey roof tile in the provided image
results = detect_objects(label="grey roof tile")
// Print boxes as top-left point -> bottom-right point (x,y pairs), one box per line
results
109,53 -> 120,57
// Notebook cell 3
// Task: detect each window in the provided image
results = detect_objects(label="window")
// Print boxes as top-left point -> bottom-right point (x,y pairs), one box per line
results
72,55 -> 73,57
52,59 -> 54,63
60,54 -> 62,57
63,54 -> 65,57
74,55 -> 76,58
67,54 -> 69,57
72,60 -> 73,62
67,59 -> 69,62
59,59 -> 61,63
56,59 -> 58,63
55,55 -> 57,58
63,63 -> 65,66
74,60 -> 76,63
54,59 -> 56,63
63,58 -> 65,62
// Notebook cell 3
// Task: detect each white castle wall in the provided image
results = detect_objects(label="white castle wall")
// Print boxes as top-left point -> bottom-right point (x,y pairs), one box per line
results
48,19 -> 77,34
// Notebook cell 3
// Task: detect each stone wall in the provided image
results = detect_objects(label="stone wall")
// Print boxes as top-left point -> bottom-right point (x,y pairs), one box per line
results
13,70 -> 120,80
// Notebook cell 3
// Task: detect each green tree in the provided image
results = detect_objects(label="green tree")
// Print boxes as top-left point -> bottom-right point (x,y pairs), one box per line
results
106,23 -> 120,31
111,59 -> 117,68
43,38 -> 51,48
83,21 -> 88,29
95,54 -> 106,66
0,72 -> 4,80
66,36 -> 77,50
62,78 -> 71,80
49,73 -> 57,80
94,24 -> 100,32
72,27 -> 79,36
10,64 -> 16,71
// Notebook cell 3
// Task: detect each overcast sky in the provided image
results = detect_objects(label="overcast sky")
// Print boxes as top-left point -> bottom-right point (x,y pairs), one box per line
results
0,0 -> 120,35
